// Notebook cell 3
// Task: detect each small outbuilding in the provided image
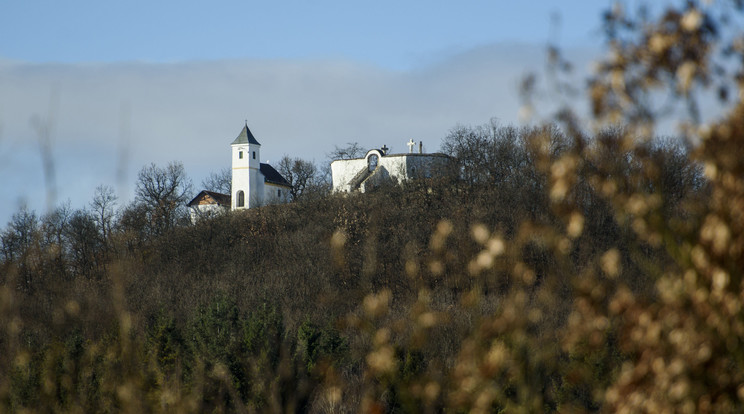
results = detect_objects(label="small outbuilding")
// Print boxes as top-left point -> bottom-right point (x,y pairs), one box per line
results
187,190 -> 231,222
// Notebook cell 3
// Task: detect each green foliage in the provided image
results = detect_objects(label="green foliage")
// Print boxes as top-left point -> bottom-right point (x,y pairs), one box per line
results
243,301 -> 283,362
296,318 -> 349,374
147,313 -> 189,376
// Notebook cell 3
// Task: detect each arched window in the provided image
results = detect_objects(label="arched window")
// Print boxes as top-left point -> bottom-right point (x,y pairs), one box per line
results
368,154 -> 379,172
252,151 -> 256,160
239,151 -> 243,159
237,190 -> 245,207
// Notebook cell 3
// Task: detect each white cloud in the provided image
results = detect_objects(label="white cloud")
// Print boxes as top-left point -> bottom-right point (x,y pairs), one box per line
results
0,43 -> 596,225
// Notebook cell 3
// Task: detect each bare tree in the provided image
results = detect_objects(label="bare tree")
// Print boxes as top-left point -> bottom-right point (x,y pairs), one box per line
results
278,156 -> 325,201
201,167 -> 231,194
327,142 -> 364,160
90,185 -> 118,246
0,206 -> 41,290
441,124 -> 492,186
40,202 -> 72,278
135,162 -> 193,236
40,202 -> 71,250
0,206 -> 38,264
65,209 -> 101,279
118,201 -> 150,250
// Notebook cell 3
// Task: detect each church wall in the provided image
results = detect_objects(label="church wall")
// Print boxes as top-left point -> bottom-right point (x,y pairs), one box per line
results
232,166 -> 257,209
404,154 -> 450,179
189,203 -> 228,223
359,165 -> 390,193
232,144 -> 247,209
248,166 -> 264,208
331,158 -> 368,192
232,138 -> 262,209
331,153 -> 451,193
378,157 -> 408,182
264,183 -> 291,204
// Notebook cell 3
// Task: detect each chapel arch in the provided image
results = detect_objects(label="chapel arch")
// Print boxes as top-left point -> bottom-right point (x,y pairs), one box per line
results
364,149 -> 383,173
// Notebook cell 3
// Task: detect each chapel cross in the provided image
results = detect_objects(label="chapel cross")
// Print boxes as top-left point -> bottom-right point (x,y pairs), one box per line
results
407,139 -> 416,153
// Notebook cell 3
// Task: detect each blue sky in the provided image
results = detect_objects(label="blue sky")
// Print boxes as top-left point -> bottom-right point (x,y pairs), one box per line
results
0,1 -> 615,226
2,1 -> 608,67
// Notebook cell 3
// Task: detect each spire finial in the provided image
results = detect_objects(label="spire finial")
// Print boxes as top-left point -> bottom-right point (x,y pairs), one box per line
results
245,119 -> 248,127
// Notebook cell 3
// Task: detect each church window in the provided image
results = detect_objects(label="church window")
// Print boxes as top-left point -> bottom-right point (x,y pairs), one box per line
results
252,151 -> 256,160
239,151 -> 243,159
278,189 -> 281,197
237,190 -> 245,207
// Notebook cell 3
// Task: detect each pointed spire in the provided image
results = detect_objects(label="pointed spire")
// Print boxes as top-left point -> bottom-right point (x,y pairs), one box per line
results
231,122 -> 261,145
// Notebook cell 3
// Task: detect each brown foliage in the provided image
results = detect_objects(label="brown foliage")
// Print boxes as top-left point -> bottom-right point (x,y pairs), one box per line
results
2,1 -> 744,412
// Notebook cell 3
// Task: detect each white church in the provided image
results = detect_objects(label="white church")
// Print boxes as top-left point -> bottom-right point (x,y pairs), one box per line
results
330,139 -> 451,193
188,123 -> 452,221
187,123 -> 292,221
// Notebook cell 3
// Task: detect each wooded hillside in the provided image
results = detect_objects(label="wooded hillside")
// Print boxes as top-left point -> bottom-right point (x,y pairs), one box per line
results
3,1 -> 744,412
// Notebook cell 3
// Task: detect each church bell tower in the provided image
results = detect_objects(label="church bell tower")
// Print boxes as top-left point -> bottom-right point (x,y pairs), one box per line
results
231,122 -> 262,209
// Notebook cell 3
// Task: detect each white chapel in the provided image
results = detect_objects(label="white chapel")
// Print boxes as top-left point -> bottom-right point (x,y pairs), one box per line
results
330,139 -> 451,193
187,123 -> 291,221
